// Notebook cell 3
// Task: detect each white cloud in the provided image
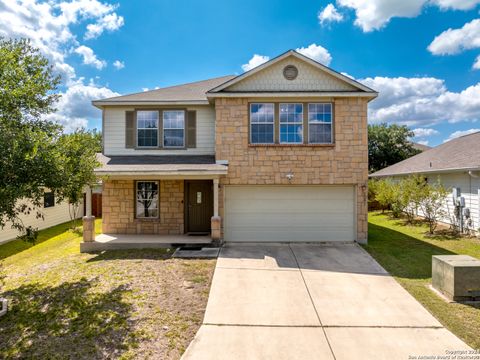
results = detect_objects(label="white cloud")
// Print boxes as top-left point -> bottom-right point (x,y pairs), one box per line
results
318,3 -> 344,25
444,128 -> 480,142
474,55 -> 480,70
336,0 -> 480,32
413,128 -> 439,137
0,0 -> 124,83
416,139 -> 430,146
336,0 -> 425,32
113,60 -> 125,69
0,0 -> 122,131
361,76 -> 480,127
431,0 -> 480,10
428,19 -> 480,55
85,13 -> 124,39
241,54 -> 270,72
296,44 -> 332,66
46,78 -> 120,132
74,45 -> 106,69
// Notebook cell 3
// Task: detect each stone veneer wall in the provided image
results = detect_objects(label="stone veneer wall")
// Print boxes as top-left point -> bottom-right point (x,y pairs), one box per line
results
102,180 -> 184,235
214,97 -> 369,242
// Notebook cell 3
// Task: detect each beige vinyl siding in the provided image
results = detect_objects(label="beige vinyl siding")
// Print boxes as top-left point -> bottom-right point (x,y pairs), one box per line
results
0,199 -> 84,244
103,105 -> 215,155
224,185 -> 355,242
227,57 -> 357,92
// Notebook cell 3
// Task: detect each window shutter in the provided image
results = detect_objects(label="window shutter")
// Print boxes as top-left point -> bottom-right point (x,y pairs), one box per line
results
187,110 -> 197,148
125,111 -> 135,148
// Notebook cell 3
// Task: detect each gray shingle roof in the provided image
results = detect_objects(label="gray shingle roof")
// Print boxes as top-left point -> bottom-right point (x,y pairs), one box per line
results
95,154 -> 227,174
370,132 -> 480,177
93,75 -> 235,104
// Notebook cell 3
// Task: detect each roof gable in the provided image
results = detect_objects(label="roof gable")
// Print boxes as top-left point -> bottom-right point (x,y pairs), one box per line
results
208,50 -> 376,94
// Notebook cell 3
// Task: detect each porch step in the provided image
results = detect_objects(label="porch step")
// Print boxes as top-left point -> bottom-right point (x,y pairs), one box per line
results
172,247 -> 220,259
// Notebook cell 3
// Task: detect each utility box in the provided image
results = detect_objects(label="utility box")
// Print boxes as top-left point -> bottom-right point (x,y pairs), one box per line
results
432,255 -> 480,301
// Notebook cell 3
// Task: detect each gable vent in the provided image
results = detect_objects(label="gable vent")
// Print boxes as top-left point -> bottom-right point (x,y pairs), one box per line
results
283,65 -> 298,80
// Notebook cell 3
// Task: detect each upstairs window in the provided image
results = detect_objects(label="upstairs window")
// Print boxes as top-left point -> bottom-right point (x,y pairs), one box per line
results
136,181 -> 159,218
308,103 -> 333,144
137,111 -> 158,147
44,192 -> 55,208
163,110 -> 185,148
250,103 -> 274,144
280,103 -> 303,144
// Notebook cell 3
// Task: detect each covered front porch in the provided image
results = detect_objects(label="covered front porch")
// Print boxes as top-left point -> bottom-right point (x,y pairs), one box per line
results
81,154 -> 227,252
80,233 -> 213,252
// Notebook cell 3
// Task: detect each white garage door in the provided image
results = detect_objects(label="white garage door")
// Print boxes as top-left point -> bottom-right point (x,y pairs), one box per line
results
224,186 -> 355,242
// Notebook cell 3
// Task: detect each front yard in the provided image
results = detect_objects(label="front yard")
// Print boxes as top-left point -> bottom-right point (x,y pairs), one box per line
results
0,220 -> 215,359
366,212 -> 480,349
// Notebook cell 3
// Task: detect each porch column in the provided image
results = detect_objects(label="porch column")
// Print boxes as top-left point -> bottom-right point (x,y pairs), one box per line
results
211,178 -> 221,242
213,178 -> 219,217
83,186 -> 95,242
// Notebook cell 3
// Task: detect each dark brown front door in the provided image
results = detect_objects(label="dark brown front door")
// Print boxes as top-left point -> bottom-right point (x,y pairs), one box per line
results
185,180 -> 213,233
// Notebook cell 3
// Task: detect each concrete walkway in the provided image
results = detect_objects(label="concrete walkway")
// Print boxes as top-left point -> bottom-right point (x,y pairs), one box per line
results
182,243 -> 471,360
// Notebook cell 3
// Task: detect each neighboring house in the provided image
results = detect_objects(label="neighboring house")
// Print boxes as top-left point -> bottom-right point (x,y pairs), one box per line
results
0,193 -> 84,244
370,132 -> 480,232
411,142 -> 431,152
92,50 -> 377,243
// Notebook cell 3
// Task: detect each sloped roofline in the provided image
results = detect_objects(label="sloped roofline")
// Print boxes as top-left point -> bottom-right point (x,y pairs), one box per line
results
207,49 -> 378,94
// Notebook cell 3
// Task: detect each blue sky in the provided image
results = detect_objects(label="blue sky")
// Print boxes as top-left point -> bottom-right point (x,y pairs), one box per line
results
2,0 -> 480,146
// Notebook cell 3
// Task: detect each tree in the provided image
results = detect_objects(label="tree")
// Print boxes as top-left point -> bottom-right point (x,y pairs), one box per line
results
0,38 -> 63,241
400,175 -> 427,223
368,123 -> 421,173
57,129 -> 101,228
418,180 -> 448,234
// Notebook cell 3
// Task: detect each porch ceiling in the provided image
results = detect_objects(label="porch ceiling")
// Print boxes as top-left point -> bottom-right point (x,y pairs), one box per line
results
94,154 -> 228,179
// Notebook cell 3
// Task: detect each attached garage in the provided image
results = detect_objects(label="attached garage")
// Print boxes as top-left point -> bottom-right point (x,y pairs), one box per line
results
224,185 -> 355,242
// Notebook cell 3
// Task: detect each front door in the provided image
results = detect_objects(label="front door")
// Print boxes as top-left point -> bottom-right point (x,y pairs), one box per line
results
185,180 -> 213,233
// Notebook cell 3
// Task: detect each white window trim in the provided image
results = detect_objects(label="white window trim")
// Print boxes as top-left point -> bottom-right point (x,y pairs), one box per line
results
136,110 -> 159,148
163,110 -> 186,148
136,181 -> 159,219
249,103 -> 275,145
279,103 -> 303,144
308,103 -> 333,144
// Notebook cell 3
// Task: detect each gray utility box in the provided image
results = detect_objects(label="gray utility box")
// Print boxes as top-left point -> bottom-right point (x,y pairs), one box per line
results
432,255 -> 480,301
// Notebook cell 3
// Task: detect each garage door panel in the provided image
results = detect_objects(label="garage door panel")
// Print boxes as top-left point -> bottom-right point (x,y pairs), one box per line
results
225,186 -> 355,242
226,199 -> 353,213
227,229 -> 355,242
227,214 -> 352,227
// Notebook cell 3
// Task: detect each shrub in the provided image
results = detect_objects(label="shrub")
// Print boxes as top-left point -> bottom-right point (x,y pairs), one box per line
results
418,179 -> 448,234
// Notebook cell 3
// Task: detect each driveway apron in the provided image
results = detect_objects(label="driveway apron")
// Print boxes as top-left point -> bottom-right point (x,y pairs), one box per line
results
182,243 -> 471,360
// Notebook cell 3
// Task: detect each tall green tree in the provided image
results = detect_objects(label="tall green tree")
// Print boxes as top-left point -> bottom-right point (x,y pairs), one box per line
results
0,38 -> 64,239
368,123 -> 421,173
57,129 -> 101,228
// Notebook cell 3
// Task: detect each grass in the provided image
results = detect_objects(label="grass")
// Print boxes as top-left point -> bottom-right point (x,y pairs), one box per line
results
0,220 -> 216,359
365,211 -> 480,350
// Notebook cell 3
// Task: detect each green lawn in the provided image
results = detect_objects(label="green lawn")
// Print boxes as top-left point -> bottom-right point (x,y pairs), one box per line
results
365,212 -> 480,349
0,220 -> 215,359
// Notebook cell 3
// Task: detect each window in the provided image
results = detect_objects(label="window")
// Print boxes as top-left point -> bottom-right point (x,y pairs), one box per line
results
250,103 -> 274,144
280,103 -> 303,144
137,111 -> 158,147
136,181 -> 159,218
44,192 -> 55,208
163,110 -> 185,147
308,103 -> 333,144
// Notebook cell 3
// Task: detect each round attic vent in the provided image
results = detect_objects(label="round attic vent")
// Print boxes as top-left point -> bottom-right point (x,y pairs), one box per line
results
283,65 -> 298,80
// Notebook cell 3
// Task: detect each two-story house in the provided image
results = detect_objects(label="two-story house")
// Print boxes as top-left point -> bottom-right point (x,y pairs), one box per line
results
86,50 -> 377,248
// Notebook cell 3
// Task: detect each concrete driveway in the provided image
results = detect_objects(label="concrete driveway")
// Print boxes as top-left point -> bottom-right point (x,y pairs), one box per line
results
182,243 -> 471,360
